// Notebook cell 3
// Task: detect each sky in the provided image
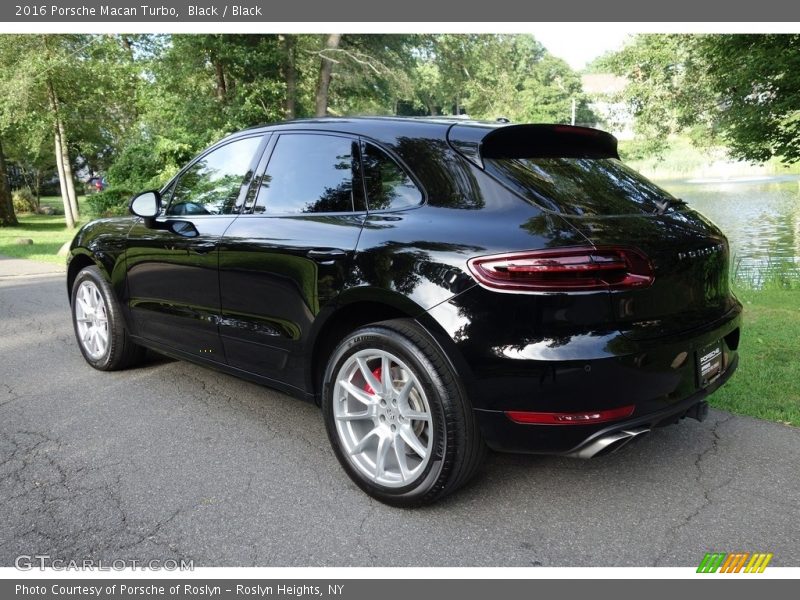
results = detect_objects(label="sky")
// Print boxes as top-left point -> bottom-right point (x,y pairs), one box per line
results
527,28 -> 631,70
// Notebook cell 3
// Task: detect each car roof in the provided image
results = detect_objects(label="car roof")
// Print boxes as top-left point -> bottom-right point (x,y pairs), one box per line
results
222,117 -> 618,167
234,116 -> 505,146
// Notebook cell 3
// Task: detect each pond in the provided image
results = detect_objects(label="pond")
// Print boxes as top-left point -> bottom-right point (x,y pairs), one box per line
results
659,176 -> 800,286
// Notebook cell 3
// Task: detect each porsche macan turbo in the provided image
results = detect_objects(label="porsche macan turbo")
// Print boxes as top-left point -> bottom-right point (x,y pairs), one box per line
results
67,118 -> 741,505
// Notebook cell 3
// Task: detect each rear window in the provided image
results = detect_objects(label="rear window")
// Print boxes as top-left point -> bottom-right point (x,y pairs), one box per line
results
484,157 -> 677,216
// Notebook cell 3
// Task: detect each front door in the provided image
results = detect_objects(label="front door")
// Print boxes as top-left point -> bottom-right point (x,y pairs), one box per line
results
125,134 -> 266,361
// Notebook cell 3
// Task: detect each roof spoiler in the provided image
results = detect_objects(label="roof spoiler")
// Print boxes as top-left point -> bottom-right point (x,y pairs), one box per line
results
447,123 -> 620,168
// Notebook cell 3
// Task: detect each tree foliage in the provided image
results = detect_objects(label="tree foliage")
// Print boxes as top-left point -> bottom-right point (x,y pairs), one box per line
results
0,33 -> 592,225
602,34 -> 800,163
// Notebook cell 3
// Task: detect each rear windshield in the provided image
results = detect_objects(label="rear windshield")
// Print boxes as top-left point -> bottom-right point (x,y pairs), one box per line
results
484,157 -> 677,216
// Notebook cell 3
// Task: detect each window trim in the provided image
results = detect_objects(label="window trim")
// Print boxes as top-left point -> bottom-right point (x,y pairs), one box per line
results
159,132 -> 269,218
247,131 -> 367,217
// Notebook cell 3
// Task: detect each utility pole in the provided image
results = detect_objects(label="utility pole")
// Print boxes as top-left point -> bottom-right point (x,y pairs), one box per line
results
571,97 -> 576,126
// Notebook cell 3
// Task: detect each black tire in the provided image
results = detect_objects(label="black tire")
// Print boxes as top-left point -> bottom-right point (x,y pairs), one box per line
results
322,318 -> 485,506
70,265 -> 145,371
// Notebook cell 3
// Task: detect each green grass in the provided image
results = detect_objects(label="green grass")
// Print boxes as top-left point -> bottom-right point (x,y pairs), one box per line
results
710,288 -> 800,427
0,196 -> 88,264
620,136 -> 800,180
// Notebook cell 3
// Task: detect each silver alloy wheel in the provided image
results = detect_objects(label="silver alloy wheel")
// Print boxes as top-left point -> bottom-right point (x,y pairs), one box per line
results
74,280 -> 110,360
333,349 -> 434,488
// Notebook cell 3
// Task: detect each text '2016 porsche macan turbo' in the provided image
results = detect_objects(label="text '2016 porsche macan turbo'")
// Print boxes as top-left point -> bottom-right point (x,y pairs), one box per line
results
67,118 -> 741,506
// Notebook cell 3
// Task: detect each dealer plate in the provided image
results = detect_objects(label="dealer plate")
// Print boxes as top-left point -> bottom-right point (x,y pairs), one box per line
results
697,340 -> 723,387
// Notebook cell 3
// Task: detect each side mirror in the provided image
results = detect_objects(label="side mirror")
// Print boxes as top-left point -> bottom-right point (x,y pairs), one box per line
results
129,190 -> 161,220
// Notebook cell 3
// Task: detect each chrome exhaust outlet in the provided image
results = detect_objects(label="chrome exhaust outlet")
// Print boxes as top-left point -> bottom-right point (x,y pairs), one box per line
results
568,427 -> 651,459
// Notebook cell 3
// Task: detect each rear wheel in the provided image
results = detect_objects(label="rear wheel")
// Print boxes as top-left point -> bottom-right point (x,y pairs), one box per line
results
322,319 -> 485,506
70,266 -> 145,371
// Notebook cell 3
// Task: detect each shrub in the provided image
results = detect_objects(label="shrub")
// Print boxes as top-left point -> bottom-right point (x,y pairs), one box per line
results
12,187 -> 37,213
86,189 -> 134,217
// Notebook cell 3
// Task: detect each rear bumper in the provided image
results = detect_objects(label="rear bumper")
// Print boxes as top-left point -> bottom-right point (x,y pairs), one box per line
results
474,354 -> 736,455
468,311 -> 741,455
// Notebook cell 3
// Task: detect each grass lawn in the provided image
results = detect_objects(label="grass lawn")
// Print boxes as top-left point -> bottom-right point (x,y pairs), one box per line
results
711,288 -> 800,427
0,196 -> 88,264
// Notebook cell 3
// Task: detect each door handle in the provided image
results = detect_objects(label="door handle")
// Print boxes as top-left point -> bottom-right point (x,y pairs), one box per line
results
190,241 -> 217,254
307,249 -> 346,264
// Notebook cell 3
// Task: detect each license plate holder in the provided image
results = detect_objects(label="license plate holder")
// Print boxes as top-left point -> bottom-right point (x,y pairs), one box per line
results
697,340 -> 724,387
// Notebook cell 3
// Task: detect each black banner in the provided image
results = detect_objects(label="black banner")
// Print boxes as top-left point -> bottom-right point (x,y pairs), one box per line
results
4,579 -> 797,600
2,0 -> 800,22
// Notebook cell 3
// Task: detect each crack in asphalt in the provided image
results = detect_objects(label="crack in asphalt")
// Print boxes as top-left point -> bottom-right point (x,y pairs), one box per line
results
0,428 -> 194,563
355,498 -> 379,565
0,383 -> 21,409
652,413 -> 736,566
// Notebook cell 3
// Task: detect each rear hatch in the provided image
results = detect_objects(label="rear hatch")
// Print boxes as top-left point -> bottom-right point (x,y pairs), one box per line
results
450,123 -> 735,340
562,210 -> 734,340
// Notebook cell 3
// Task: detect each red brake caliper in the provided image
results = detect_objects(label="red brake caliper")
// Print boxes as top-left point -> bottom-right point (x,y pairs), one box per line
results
363,367 -> 383,395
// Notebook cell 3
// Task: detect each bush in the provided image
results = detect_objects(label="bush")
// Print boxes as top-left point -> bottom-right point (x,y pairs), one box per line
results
86,189 -> 134,217
12,187 -> 37,213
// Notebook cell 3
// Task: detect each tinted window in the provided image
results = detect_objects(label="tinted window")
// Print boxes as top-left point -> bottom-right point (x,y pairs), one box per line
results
362,142 -> 422,211
485,157 -> 676,216
254,135 -> 361,214
166,136 -> 262,216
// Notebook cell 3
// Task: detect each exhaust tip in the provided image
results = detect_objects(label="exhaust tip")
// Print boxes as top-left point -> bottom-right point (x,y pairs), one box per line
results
592,436 -> 632,458
569,427 -> 651,459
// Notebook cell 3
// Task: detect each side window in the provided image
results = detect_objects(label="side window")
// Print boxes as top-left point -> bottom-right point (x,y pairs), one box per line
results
254,134 -> 363,214
166,136 -> 262,216
361,142 -> 423,211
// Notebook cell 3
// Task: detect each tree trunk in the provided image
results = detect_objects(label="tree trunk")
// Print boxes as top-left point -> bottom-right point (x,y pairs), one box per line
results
214,58 -> 227,101
46,76 -> 78,226
282,35 -> 297,120
58,117 -> 80,221
33,169 -> 41,206
315,34 -> 341,117
54,129 -> 75,229
0,138 -> 19,227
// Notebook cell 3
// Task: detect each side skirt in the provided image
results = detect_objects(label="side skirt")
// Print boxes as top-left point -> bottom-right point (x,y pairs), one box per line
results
128,335 -> 316,404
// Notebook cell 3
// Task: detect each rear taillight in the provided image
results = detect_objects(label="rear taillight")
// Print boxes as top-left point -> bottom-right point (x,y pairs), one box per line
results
466,246 -> 654,293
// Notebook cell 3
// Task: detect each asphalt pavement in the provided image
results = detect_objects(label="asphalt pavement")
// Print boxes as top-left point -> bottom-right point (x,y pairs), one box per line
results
1,256 -> 798,567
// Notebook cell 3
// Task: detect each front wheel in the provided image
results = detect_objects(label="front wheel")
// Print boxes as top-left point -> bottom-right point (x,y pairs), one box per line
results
70,265 -> 145,371
322,319 -> 485,506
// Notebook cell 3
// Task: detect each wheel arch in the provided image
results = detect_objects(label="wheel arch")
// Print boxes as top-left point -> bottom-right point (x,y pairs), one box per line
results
66,250 -> 107,301
306,291 -> 470,405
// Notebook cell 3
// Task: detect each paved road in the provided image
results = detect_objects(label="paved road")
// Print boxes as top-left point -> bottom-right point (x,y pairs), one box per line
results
1,257 -> 799,567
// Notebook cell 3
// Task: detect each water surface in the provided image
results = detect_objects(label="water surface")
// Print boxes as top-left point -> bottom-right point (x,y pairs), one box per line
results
660,176 -> 800,284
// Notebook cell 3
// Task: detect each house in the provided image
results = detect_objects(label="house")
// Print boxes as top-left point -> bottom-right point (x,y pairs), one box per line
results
581,73 -> 634,140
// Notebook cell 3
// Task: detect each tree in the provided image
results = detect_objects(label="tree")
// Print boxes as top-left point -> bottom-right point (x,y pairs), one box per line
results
403,35 -> 590,123
281,35 -> 297,119
315,34 -> 342,117
0,34 -> 139,227
1,33 -> 600,223
0,137 -> 17,226
597,35 -> 717,156
699,34 -> 800,163
601,34 -> 800,163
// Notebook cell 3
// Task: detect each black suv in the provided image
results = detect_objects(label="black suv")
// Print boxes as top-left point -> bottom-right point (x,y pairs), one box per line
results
67,118 -> 741,506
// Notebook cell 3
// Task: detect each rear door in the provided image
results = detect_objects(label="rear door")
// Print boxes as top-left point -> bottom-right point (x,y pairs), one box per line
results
218,132 -> 365,389
125,134 -> 266,359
